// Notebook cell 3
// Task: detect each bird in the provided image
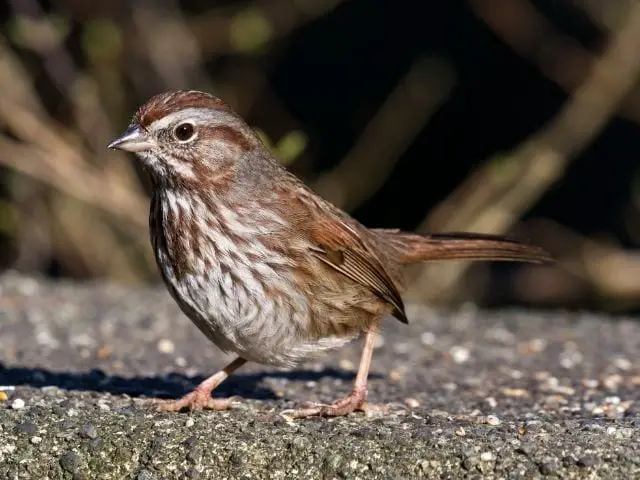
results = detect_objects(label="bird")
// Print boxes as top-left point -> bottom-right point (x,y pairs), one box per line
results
108,90 -> 551,417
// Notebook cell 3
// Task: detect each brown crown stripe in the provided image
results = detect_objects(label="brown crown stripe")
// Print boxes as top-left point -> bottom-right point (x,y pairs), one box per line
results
135,90 -> 230,128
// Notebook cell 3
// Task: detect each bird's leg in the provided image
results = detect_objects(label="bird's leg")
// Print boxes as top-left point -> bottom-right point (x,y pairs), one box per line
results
288,324 -> 383,418
154,357 -> 247,412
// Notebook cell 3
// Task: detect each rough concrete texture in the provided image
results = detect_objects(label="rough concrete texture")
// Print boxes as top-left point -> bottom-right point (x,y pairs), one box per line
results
0,272 -> 638,479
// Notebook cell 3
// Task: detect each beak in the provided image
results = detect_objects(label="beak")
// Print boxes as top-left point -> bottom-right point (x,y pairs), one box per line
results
108,124 -> 155,152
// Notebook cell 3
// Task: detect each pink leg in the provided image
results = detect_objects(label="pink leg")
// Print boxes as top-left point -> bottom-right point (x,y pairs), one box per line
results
288,325 -> 382,418
154,357 -> 247,412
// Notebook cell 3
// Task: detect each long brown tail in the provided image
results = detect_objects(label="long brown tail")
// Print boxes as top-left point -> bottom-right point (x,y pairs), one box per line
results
374,230 -> 552,265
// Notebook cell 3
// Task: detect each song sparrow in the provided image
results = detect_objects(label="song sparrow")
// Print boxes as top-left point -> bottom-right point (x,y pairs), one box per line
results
108,90 -> 551,417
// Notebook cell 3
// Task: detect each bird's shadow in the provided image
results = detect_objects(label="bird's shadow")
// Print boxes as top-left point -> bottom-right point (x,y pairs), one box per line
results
0,363 -> 381,401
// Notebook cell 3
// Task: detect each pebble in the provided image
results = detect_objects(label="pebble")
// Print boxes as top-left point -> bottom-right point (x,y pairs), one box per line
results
486,415 -> 501,426
30,436 -> 42,444
420,332 -> 436,346
602,373 -> 623,390
502,388 -> 529,397
538,458 -> 559,474
485,397 -> 497,408
612,356 -> 632,371
581,378 -> 599,389
480,451 -> 494,461
404,398 -> 420,408
520,338 -> 546,354
577,454 -> 599,468
339,359 -> 355,370
11,398 -> 25,409
137,470 -> 154,480
59,452 -> 81,473
185,417 -> 195,428
373,335 -> 385,349
449,346 -> 470,364
80,424 -> 98,439
0,391 -> 7,401
15,422 -> 37,435
455,427 -> 466,436
175,356 -> 187,367
157,339 -> 175,354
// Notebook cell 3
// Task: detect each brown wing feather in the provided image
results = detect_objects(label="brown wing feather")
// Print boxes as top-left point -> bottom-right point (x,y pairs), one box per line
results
309,218 -> 408,324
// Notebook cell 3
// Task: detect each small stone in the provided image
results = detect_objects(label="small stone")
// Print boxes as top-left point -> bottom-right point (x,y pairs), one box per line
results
539,458 -> 559,474
96,345 -> 112,360
59,452 -> 81,473
502,388 -> 529,397
290,436 -> 307,450
185,417 -> 195,428
582,379 -> 599,389
405,398 -> 420,408
603,374 -> 623,390
486,415 -> 501,426
461,457 -> 477,470
15,422 -> 37,435
157,339 -> 174,354
388,370 -> 403,382
80,424 -> 98,439
455,427 -> 466,436
485,397 -> 497,408
373,335 -> 385,349
612,356 -> 632,371
228,452 -> 243,465
577,454 -> 599,468
0,391 -> 7,401
520,338 -> 546,354
30,436 -> 42,444
339,359 -> 355,370
11,398 -> 25,409
449,346 -> 470,364
175,356 -> 187,367
480,452 -> 494,461
420,332 -> 436,346
136,470 -> 154,480
323,454 -> 343,472
184,468 -> 200,479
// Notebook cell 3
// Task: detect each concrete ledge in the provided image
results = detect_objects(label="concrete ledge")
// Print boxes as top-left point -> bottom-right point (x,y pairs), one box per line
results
0,274 -> 638,479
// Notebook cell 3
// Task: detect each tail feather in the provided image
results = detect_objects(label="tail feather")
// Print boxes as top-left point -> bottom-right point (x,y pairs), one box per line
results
374,230 -> 552,265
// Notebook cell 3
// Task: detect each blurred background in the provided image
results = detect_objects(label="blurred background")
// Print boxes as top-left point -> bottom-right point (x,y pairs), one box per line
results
0,0 -> 639,312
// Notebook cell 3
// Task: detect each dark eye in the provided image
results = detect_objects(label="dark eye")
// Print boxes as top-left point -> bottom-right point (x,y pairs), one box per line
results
174,123 -> 195,141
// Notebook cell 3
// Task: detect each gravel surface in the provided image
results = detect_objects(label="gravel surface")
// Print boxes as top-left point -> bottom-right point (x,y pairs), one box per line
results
0,272 -> 638,479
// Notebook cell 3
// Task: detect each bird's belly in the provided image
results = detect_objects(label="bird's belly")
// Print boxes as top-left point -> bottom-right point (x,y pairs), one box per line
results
163,267 -> 355,367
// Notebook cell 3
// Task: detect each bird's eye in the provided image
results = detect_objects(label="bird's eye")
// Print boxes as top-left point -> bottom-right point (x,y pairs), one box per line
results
174,123 -> 195,142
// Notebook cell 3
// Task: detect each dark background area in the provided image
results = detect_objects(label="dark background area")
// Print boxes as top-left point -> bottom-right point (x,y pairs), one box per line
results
1,0 -> 639,311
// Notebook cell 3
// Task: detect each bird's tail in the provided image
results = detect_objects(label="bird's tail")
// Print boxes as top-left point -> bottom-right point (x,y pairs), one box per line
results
374,230 -> 552,265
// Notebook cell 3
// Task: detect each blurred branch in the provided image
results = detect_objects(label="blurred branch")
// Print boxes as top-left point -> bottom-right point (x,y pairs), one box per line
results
408,2 -> 640,302
9,0 -> 117,152
131,0 -> 214,94
470,0 -> 640,126
189,0 -> 344,55
0,99 -> 148,231
570,0 -> 633,31
313,58 -> 456,211
514,220 -> 640,311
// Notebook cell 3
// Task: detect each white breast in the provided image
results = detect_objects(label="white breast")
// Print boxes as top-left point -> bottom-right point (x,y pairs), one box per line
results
152,191 -> 353,366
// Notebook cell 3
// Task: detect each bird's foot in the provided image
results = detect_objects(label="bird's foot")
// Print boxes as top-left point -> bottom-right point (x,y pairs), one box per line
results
152,389 -> 240,412
283,387 -> 387,418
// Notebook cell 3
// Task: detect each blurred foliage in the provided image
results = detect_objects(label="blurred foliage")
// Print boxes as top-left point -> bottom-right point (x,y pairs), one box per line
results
1,0 -> 640,311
